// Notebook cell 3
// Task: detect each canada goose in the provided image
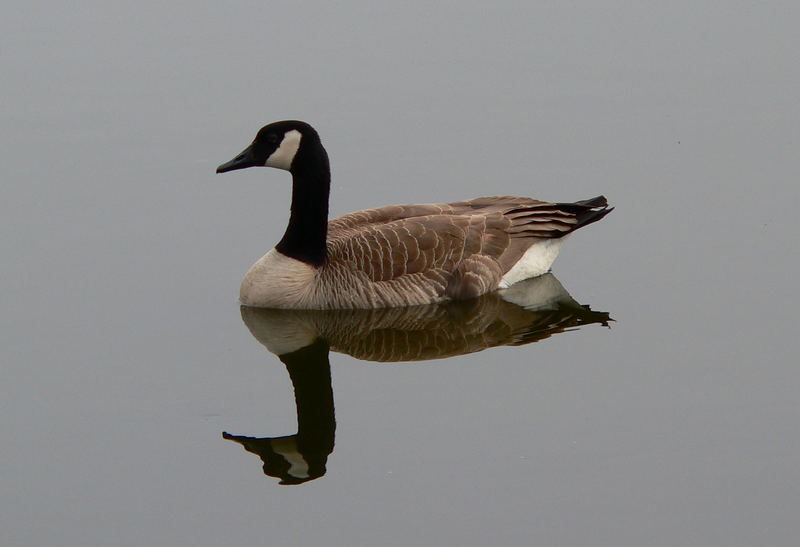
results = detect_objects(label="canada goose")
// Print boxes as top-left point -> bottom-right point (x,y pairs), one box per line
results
217,121 -> 613,309
224,274 -> 610,484
240,273 -> 612,360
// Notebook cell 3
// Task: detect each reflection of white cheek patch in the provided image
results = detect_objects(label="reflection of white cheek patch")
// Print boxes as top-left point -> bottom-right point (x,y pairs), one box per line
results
265,129 -> 302,170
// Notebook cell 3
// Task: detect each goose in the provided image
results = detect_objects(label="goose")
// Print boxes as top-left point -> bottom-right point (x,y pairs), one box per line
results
216,120 -> 613,309
240,273 -> 612,360
224,273 -> 610,484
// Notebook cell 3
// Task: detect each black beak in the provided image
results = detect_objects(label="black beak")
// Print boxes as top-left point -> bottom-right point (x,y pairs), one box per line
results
216,144 -> 259,173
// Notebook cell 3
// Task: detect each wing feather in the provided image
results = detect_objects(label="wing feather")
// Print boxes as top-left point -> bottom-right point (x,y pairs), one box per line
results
320,195 -> 612,305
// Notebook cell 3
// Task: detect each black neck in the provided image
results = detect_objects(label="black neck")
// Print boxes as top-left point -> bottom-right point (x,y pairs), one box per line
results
279,338 -> 336,454
275,141 -> 331,266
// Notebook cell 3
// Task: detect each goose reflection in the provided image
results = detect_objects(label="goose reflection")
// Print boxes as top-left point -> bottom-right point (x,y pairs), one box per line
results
224,273 -> 610,485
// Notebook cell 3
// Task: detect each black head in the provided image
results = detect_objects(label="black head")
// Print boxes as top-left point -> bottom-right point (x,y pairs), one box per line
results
216,120 -> 320,174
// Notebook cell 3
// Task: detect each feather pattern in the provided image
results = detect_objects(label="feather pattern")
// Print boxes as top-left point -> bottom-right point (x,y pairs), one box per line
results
243,195 -> 611,309
218,121 -> 612,309
240,273 -> 612,361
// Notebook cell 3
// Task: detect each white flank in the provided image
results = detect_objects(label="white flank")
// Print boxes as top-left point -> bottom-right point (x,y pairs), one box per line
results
498,237 -> 567,288
265,129 -> 302,170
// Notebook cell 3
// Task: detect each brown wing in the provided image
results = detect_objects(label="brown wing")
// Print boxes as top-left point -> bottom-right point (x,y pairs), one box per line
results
324,195 -> 612,303
328,213 -> 505,277
327,196 -> 551,232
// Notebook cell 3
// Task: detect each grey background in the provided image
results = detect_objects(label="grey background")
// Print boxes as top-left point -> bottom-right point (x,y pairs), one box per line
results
2,2 -> 798,546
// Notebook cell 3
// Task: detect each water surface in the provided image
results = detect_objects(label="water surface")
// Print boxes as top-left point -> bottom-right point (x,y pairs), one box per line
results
2,2 -> 799,546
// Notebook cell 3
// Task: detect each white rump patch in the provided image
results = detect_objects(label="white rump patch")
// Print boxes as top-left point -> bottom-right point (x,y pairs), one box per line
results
265,129 -> 302,170
499,237 -> 567,288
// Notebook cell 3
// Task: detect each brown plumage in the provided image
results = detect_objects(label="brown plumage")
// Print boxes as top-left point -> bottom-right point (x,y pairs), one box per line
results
313,196 -> 612,308
217,121 -> 613,309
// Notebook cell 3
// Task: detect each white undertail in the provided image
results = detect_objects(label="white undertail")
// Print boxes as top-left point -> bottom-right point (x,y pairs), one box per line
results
499,237 -> 567,288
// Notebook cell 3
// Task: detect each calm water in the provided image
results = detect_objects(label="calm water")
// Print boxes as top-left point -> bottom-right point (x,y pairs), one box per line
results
3,2 -> 799,546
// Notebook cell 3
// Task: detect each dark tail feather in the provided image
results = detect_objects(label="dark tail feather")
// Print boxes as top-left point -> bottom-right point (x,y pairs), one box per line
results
572,195 -> 608,208
555,195 -> 613,232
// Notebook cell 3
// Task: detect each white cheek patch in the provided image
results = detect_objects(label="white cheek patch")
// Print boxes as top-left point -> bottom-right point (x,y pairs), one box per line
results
265,129 -> 302,170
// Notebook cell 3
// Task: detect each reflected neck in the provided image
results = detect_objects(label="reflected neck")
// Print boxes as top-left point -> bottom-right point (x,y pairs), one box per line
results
279,338 -> 336,453
275,142 -> 331,267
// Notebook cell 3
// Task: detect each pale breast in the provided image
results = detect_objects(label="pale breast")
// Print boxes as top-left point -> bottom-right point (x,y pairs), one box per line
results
239,248 -> 318,308
239,248 -> 437,309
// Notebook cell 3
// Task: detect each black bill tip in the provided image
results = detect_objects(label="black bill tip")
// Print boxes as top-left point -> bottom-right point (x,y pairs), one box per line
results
216,145 -> 259,173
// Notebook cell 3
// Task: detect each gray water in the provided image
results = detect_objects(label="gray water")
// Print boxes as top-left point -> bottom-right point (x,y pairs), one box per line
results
2,2 -> 799,546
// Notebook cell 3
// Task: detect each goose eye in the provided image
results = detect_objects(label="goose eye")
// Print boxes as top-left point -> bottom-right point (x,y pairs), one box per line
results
266,133 -> 280,145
